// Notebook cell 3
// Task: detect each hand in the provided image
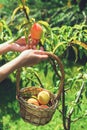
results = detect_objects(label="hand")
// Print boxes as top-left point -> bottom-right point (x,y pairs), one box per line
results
19,49 -> 48,67
12,35 -> 40,52
10,36 -> 29,52
0,49 -> 48,82
9,41 -> 28,52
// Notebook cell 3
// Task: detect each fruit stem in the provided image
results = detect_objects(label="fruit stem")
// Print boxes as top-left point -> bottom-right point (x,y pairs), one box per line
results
20,0 -> 30,22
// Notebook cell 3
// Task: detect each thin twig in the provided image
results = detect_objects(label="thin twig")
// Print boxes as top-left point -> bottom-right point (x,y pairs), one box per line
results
62,85 -> 67,130
49,58 -> 61,79
66,82 -> 85,130
71,113 -> 87,123
34,71 -> 44,88
69,82 -> 84,116
20,0 -> 30,22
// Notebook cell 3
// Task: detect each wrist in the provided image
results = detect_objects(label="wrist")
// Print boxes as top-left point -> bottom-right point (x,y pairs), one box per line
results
0,43 -> 11,54
16,55 -> 24,68
7,43 -> 13,51
3,43 -> 11,52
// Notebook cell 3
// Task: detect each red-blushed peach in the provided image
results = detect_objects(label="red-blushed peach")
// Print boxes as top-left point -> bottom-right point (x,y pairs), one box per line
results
30,23 -> 43,40
39,105 -> 49,108
27,98 -> 39,106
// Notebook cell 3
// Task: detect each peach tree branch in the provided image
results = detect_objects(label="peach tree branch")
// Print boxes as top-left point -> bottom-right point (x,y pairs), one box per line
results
66,82 -> 85,130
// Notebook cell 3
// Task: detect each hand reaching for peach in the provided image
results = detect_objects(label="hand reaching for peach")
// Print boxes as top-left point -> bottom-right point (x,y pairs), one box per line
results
15,23 -> 43,50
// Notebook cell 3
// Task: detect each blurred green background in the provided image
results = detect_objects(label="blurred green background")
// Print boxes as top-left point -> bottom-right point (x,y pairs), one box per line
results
0,0 -> 87,130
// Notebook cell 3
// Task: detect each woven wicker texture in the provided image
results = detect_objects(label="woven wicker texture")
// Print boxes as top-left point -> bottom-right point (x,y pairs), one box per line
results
16,52 -> 64,126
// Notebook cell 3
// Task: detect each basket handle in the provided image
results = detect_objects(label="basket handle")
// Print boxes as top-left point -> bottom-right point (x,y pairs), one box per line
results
45,52 -> 64,100
16,52 -> 65,101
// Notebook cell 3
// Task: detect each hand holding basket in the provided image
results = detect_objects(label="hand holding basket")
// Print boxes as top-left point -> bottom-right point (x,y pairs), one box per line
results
16,52 -> 64,126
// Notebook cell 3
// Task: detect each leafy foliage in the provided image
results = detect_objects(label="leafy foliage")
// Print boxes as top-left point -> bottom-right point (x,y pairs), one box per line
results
0,0 -> 87,130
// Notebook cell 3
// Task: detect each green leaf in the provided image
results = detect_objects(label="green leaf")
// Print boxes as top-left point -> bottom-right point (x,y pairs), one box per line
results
72,46 -> 78,62
1,20 -> 12,38
38,20 -> 51,31
0,4 -> 4,9
0,22 -> 3,33
11,6 -> 21,21
85,90 -> 87,98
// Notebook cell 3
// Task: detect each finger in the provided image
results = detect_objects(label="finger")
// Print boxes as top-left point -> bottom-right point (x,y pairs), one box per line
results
34,51 -> 48,58
32,45 -> 37,50
39,46 -> 44,51
15,36 -> 27,45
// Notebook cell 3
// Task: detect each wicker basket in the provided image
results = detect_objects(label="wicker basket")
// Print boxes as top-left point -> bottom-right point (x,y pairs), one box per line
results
16,52 -> 64,126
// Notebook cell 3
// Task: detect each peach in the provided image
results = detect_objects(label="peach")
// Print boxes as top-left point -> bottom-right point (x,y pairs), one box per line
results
30,23 -> 43,40
27,98 -> 39,106
40,105 -> 49,108
38,90 -> 50,105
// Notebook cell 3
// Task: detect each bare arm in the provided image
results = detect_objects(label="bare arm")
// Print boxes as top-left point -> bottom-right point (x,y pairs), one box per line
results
0,42 -> 28,55
0,36 -> 40,55
0,43 -> 11,55
0,50 -> 48,82
0,55 -> 22,81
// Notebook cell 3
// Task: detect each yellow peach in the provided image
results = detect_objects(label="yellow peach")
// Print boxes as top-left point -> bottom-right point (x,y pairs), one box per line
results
38,90 -> 50,105
27,98 -> 39,106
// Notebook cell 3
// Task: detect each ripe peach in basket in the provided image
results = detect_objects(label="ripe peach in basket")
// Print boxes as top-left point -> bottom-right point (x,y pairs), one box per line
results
40,105 -> 49,109
38,90 -> 50,105
27,98 -> 39,106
